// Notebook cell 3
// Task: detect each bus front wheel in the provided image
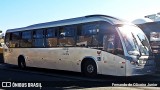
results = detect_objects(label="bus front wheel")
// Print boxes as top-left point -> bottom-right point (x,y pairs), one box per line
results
82,60 -> 97,77
18,56 -> 26,69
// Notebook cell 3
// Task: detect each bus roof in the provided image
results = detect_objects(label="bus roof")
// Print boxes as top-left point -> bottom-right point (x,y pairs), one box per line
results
6,14 -> 126,32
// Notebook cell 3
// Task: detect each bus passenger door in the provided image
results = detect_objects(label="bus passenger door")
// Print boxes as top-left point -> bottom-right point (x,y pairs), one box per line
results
114,34 -> 126,76
101,34 -> 117,75
102,34 -> 126,76
114,55 -> 126,76
102,52 -> 116,75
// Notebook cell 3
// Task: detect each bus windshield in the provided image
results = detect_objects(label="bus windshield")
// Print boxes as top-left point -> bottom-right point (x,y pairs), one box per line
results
118,25 -> 151,56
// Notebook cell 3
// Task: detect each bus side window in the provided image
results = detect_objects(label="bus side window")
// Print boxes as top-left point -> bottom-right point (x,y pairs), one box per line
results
103,35 -> 115,54
115,35 -> 124,55
103,34 -> 124,55
76,22 -> 98,47
9,32 -> 20,48
58,26 -> 76,47
5,33 -> 10,47
98,21 -> 116,48
45,27 -> 58,47
20,31 -> 32,47
33,29 -> 45,47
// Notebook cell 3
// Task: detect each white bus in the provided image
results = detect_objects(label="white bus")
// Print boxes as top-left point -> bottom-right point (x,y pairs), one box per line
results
4,15 -> 155,76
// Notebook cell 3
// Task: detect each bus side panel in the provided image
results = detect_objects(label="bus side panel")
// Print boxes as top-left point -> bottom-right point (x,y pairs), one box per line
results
100,51 -> 126,76
25,48 -> 59,69
69,48 -> 100,73
114,55 -> 126,76
4,47 -> 100,73
101,51 -> 116,75
4,48 -> 18,65
4,47 -> 126,76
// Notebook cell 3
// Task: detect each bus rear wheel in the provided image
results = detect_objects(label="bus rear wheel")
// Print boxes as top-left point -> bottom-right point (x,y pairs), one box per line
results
18,56 -> 26,69
82,60 -> 97,77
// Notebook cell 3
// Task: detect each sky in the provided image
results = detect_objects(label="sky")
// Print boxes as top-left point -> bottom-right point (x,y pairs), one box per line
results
0,0 -> 160,33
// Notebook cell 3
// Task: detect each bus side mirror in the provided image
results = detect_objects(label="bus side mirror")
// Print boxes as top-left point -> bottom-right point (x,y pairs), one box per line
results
128,51 -> 140,56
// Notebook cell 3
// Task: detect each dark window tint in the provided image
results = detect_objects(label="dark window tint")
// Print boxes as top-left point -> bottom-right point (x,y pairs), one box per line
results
59,26 -> 75,37
9,32 -> 20,47
33,29 -> 44,39
64,26 -> 75,36
115,35 -> 124,55
33,29 -> 45,47
22,31 -> 32,39
92,35 -> 99,46
46,28 -> 57,38
33,39 -> 44,47
103,34 -> 124,55
77,36 -> 92,46
77,24 -> 82,36
82,23 -> 98,35
59,37 -> 75,46
77,22 -> 99,47
20,31 -> 32,47
76,21 -> 117,48
58,26 -> 76,46
98,22 -> 116,47
11,32 -> 20,40
99,22 -> 116,34
46,28 -> 58,47
46,38 -> 57,47
5,33 -> 10,47
103,34 -> 115,53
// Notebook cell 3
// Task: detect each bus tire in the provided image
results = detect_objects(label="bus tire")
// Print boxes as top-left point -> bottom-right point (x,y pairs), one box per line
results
82,60 -> 97,77
18,56 -> 26,69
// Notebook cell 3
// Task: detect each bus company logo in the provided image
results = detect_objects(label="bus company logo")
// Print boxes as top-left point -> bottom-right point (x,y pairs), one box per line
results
2,82 -> 11,87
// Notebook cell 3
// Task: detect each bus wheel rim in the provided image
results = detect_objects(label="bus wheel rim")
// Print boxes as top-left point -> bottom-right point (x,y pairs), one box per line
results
87,65 -> 94,73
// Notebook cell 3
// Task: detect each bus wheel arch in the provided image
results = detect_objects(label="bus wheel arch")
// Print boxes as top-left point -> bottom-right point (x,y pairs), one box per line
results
18,55 -> 26,69
81,58 -> 97,77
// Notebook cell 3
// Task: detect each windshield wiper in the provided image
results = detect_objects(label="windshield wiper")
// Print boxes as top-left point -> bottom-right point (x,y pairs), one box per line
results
137,35 -> 149,55
131,33 -> 142,57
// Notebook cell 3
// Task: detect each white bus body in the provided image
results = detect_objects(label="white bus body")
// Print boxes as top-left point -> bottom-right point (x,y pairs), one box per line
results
4,15 -> 155,76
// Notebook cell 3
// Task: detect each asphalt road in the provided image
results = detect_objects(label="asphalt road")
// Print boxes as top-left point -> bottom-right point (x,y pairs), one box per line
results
0,63 -> 160,90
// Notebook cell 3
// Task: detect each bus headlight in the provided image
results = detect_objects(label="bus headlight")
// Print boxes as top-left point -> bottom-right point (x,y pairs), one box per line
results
126,56 -> 138,65
130,60 -> 137,65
